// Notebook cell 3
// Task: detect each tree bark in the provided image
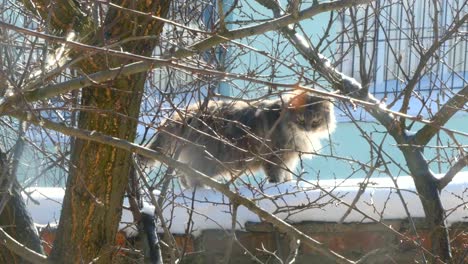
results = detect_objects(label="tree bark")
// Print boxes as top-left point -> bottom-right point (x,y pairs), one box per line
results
400,146 -> 452,262
48,75 -> 148,263
46,1 -> 171,263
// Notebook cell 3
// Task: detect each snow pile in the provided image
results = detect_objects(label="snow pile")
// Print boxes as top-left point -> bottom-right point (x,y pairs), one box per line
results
24,172 -> 468,236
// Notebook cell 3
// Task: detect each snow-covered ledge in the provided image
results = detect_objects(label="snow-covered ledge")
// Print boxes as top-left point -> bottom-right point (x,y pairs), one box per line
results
24,172 -> 468,236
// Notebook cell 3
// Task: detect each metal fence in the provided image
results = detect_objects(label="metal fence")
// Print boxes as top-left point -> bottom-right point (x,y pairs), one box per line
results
336,0 -> 467,95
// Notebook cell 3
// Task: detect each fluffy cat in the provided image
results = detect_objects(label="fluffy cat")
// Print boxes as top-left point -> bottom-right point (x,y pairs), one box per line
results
147,92 -> 336,187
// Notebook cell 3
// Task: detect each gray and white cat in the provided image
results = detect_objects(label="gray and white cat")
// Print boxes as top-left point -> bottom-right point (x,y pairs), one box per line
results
147,92 -> 336,187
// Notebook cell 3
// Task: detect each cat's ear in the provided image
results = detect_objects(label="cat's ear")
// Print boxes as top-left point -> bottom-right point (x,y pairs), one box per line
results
288,91 -> 308,110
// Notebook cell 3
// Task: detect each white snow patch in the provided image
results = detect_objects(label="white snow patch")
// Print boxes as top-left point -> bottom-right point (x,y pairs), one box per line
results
140,203 -> 156,216
23,187 -> 64,226
24,172 -> 468,237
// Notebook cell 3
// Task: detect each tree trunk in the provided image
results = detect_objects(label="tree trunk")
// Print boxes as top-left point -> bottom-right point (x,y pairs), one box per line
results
48,0 -> 171,262
401,145 -> 452,263
49,75 -> 147,263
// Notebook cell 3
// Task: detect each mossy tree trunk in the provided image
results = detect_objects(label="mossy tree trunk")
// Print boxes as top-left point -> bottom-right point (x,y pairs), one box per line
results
48,74 -> 149,263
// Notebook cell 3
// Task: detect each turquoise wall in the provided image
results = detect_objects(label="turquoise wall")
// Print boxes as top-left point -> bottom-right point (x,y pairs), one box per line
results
221,1 -> 337,97
302,113 -> 467,180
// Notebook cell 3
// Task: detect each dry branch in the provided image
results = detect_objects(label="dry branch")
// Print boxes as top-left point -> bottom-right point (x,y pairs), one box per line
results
415,85 -> 468,146
438,155 -> 468,190
0,228 -> 50,264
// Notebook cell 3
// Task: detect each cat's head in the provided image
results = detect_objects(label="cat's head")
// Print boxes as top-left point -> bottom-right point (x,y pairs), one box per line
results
288,92 -> 336,133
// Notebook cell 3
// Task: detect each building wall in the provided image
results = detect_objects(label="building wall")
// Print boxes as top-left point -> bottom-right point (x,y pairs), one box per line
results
305,113 -> 467,180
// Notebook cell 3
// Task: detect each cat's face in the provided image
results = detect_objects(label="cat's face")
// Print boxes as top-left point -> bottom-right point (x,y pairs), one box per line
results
290,95 -> 333,131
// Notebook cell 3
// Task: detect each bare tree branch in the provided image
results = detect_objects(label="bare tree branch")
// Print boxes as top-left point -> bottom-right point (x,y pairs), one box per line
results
0,21 -> 168,65
0,228 -> 50,264
0,60 -> 148,115
174,0 -> 375,58
415,85 -> 468,146
438,155 -> 468,190
106,2 -> 208,34
399,13 -> 468,119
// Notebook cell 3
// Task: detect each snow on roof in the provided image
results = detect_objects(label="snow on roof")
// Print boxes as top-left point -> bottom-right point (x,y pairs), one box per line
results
24,172 -> 468,237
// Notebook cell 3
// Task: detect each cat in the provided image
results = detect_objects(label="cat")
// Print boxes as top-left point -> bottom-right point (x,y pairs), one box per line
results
146,91 -> 336,188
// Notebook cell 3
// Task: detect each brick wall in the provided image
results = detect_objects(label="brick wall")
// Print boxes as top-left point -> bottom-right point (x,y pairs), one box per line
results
171,220 -> 467,264
39,219 -> 467,263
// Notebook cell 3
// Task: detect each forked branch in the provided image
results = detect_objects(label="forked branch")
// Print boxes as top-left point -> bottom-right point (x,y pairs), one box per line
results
415,85 -> 468,146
